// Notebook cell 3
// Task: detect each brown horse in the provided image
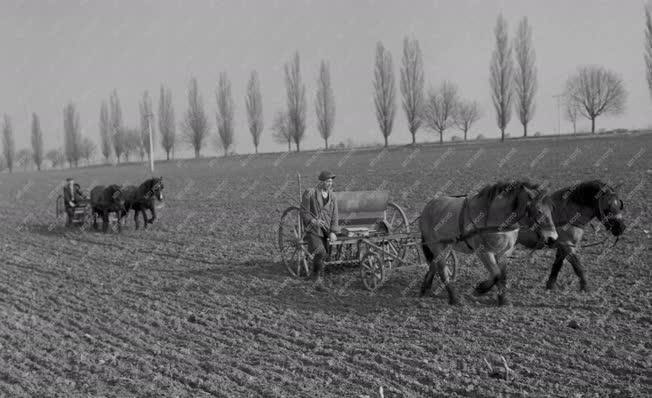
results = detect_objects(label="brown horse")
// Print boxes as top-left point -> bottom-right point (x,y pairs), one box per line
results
419,181 -> 558,306
517,180 -> 626,291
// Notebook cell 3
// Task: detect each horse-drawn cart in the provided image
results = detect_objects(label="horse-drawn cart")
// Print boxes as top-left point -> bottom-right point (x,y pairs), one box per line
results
56,194 -> 92,227
278,175 -> 457,291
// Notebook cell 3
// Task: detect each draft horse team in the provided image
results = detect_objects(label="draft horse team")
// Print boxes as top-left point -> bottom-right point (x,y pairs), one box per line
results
62,177 -> 164,232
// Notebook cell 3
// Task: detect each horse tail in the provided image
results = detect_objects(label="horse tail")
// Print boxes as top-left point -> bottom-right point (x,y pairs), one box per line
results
421,235 -> 434,263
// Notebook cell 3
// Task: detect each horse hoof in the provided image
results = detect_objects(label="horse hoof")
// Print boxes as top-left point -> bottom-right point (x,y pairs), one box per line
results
498,296 -> 509,306
545,281 -> 556,290
474,280 -> 494,296
579,283 -> 588,292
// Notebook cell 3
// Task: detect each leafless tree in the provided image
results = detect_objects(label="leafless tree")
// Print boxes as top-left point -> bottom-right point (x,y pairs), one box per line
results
139,91 -> 153,162
645,1 -> 652,101
183,77 -> 210,158
63,102 -> 81,168
31,113 -> 43,170
490,14 -> 514,142
46,149 -> 65,169
122,128 -> 141,162
374,42 -> 397,148
315,60 -> 336,150
158,85 -> 176,160
285,52 -> 307,151
99,101 -> 111,163
245,71 -> 264,154
564,98 -> 580,134
455,100 -> 482,141
2,115 -> 15,173
110,90 -> 124,163
400,37 -> 425,145
216,72 -> 235,156
513,17 -> 537,137
272,110 -> 291,151
16,149 -> 33,171
565,66 -> 627,133
422,81 -> 459,144
80,137 -> 96,165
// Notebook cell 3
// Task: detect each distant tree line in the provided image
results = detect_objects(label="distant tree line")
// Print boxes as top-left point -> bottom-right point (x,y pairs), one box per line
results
4,2 -> 652,173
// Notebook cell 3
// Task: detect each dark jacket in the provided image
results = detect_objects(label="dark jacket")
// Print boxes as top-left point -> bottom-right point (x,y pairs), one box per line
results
301,187 -> 340,237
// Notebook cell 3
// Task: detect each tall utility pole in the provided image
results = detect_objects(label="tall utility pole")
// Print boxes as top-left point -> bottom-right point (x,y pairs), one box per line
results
147,111 -> 154,172
553,93 -> 563,136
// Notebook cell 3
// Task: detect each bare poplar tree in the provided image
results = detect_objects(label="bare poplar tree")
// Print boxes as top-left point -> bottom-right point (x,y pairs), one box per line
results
315,60 -> 336,150
245,71 -> 264,154
158,85 -> 176,160
139,91 -> 153,161
110,90 -> 124,163
564,98 -> 580,134
490,14 -> 514,142
63,102 -> 81,168
31,113 -> 43,171
272,110 -> 291,151
455,100 -> 482,141
183,77 -> 210,158
513,17 -> 537,137
285,52 -> 306,151
565,66 -> 627,133
123,128 -> 141,162
99,101 -> 111,163
216,72 -> 235,156
373,42 -> 397,147
80,137 -> 96,165
645,1 -> 652,101
422,81 -> 459,144
2,115 -> 15,173
400,37 -> 425,145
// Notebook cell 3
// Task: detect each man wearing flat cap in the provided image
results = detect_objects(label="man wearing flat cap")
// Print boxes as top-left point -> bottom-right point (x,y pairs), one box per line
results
301,170 -> 340,289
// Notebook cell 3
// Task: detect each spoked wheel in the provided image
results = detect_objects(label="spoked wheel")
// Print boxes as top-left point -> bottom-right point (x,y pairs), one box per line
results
384,202 -> 410,262
360,252 -> 385,291
278,206 -> 310,278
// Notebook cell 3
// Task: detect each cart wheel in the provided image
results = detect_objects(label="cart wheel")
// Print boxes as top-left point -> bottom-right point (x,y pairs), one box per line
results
384,202 -> 410,262
279,206 -> 310,278
360,252 -> 385,291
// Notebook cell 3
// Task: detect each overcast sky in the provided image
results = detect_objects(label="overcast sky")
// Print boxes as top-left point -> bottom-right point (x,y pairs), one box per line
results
1,0 -> 650,157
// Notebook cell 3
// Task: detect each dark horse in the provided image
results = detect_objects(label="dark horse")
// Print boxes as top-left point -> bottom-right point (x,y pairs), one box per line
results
90,185 -> 126,232
121,177 -> 164,229
419,181 -> 558,306
517,180 -> 626,291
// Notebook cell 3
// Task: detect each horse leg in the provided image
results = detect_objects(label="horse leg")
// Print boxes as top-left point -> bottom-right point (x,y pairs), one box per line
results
102,211 -> 109,233
148,205 -> 156,224
142,209 -> 148,229
436,253 -> 459,305
546,247 -> 568,290
419,242 -> 437,296
133,209 -> 140,230
92,210 -> 98,230
566,249 -> 587,291
474,250 -> 500,296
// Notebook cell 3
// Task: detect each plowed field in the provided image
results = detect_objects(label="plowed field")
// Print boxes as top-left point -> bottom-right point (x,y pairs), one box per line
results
1,133 -> 650,397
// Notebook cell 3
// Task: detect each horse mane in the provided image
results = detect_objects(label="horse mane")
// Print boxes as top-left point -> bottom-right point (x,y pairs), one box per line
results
139,178 -> 157,191
563,180 -> 613,207
475,180 -> 540,202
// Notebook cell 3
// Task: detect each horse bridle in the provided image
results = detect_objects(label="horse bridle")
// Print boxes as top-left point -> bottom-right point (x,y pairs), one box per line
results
597,192 -> 623,222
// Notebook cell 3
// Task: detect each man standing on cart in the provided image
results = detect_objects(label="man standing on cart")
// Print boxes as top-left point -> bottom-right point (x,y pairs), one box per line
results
301,170 -> 340,290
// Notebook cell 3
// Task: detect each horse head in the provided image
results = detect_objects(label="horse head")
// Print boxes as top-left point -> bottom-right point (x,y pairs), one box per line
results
514,182 -> 558,246
595,182 -> 626,236
144,177 -> 164,201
